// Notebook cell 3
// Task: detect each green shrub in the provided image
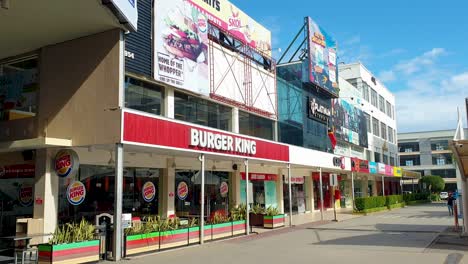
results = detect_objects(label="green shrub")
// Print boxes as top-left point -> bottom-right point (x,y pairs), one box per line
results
355,196 -> 386,211
386,195 -> 403,206
430,193 -> 441,201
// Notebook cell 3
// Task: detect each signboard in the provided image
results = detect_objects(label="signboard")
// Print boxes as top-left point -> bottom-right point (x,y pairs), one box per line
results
109,0 -> 138,31
0,164 -> 35,179
54,149 -> 79,178
351,158 -> 369,173
305,17 -> 338,96
67,181 -> 86,206
284,176 -> 305,184
241,173 -> 277,181
369,162 -> 377,174
18,184 -> 33,207
331,99 -> 368,148
308,96 -> 331,124
122,213 -> 132,229
154,0 -> 209,95
142,181 -> 156,202
385,165 -> 394,176
189,0 -> 272,55
264,181 -> 277,208
123,111 -> 290,162
378,163 -> 386,174
332,156 -> 345,170
177,181 -> 189,200
393,167 -> 402,177
329,174 -> 338,187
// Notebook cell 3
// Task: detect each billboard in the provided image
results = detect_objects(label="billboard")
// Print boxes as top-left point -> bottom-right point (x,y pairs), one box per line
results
154,0 -> 210,95
331,99 -> 368,148
305,17 -> 339,96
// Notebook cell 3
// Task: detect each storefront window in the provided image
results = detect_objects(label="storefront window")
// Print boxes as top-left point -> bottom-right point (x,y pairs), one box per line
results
0,157 -> 35,236
283,176 -> 306,214
174,92 -> 231,131
239,111 -> 274,140
58,165 -> 161,224
174,170 -> 230,219
313,173 -> 332,210
125,76 -> 163,115
241,173 -> 278,209
0,57 -> 39,121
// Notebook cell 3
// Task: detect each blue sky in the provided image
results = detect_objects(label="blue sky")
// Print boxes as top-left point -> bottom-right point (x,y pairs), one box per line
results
232,0 -> 468,133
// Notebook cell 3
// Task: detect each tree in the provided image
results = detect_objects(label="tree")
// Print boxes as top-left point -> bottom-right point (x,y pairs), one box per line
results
420,175 -> 445,193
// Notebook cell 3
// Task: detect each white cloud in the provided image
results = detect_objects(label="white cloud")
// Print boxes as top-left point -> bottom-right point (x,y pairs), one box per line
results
394,48 -> 446,75
378,70 -> 396,82
344,35 -> 360,46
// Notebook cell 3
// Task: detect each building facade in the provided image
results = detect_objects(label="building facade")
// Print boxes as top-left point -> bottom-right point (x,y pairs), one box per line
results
0,2 -> 415,261
398,129 -> 468,191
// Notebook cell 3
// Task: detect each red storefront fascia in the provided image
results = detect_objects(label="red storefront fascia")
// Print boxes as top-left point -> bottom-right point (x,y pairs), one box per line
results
122,111 -> 290,162
351,158 -> 369,173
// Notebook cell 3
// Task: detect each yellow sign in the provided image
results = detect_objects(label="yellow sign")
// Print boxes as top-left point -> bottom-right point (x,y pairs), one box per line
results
393,167 -> 402,177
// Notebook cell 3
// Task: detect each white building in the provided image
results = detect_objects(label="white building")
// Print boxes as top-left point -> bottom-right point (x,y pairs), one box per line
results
339,62 -> 398,166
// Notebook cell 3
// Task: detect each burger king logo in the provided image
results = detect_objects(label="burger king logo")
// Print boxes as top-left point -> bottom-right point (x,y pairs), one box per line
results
18,184 -> 33,207
54,149 -> 79,178
142,182 -> 156,203
67,181 -> 86,206
177,181 -> 188,200
220,182 -> 228,198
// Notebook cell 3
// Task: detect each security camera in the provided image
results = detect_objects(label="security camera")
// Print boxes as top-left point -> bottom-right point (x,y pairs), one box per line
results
458,144 -> 464,148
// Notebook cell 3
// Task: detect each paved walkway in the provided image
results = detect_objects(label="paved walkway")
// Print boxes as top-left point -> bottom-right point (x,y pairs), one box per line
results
120,203 -> 468,264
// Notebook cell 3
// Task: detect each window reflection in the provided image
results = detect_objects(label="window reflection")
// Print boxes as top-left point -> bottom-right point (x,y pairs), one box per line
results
125,77 -> 163,115
239,111 -> 273,140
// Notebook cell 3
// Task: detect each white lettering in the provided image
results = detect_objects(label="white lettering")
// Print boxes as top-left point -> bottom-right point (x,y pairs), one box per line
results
214,134 -> 222,150
251,141 -> 257,155
207,132 -> 214,149
235,138 -> 242,152
199,130 -> 207,147
227,136 -> 233,151
221,135 -> 228,151
190,128 -> 199,146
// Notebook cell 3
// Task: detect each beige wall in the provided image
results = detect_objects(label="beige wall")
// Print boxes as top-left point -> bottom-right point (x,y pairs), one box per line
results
38,29 -> 121,146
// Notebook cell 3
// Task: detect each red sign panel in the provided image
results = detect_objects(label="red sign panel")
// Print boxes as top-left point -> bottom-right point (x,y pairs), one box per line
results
351,158 -> 369,173
123,112 -> 289,162
241,173 -> 278,181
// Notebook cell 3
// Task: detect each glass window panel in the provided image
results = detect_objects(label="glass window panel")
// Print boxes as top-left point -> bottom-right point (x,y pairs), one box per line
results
125,77 -> 163,115
239,111 -> 274,140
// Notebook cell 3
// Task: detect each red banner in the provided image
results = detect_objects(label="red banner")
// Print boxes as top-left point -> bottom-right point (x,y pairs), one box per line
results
241,173 -> 277,181
351,158 -> 369,173
123,112 -> 289,162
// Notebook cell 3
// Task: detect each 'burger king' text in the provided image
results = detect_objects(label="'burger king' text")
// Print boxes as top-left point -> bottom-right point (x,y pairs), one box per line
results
190,128 -> 256,155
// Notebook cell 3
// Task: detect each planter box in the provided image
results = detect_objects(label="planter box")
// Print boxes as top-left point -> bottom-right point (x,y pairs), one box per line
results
263,215 -> 285,229
249,213 -> 264,226
232,220 -> 246,235
159,229 -> 190,250
125,232 -> 159,256
38,240 -> 100,264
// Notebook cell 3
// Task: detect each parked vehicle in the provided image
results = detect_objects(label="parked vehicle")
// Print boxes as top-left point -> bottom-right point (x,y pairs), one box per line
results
440,192 -> 449,200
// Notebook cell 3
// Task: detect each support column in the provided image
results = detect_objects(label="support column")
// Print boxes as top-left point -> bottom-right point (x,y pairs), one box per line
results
382,176 -> 385,196
273,121 -> 279,142
231,169 -> 241,206
231,107 -> 239,133
161,158 -> 176,218
164,86 -> 175,118
319,168 -> 324,221
276,168 -> 284,214
412,179 -> 415,193
305,174 -> 314,212
287,164 -> 293,226
371,177 -> 378,196
33,148 -> 59,243
351,172 -> 355,209
361,176 -> 368,197
113,143 -> 123,261
244,159 -> 250,235
199,155 -> 205,244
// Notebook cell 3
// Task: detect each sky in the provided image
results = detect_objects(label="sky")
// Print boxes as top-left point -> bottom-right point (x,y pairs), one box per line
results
232,0 -> 468,133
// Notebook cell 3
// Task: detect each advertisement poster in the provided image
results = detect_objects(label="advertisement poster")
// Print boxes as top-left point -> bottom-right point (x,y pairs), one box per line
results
369,162 -> 377,174
305,17 -> 338,96
378,163 -> 386,174
0,69 -> 38,121
331,99 -> 368,148
189,0 -> 272,55
264,181 -> 277,208
154,0 -> 210,95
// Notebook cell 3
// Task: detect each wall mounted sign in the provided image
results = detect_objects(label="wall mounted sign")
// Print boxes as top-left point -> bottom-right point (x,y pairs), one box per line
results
369,162 -> 377,174
67,181 -> 86,206
54,149 -> 79,178
177,181 -> 189,200
308,96 -> 331,123
190,128 -> 257,155
393,167 -> 402,177
142,182 -> 156,202
241,173 -> 278,181
0,164 -> 35,179
332,156 -> 345,170
220,182 -> 228,197
378,163 -> 386,174
18,184 -> 33,207
351,158 -> 369,173
385,165 -> 394,176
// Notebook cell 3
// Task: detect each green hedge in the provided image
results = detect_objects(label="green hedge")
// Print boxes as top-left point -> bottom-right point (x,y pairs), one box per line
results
403,192 -> 430,203
386,195 -> 404,206
355,196 -> 386,211
406,200 -> 431,206
388,202 -> 405,210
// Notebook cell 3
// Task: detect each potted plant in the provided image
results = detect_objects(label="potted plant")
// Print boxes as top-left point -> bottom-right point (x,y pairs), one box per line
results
125,216 -> 160,256
38,219 -> 100,264
230,204 -> 247,236
263,206 -> 285,229
249,204 -> 265,227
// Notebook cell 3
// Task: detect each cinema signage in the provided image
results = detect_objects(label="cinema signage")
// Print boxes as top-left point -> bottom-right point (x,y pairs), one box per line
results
308,96 -> 331,123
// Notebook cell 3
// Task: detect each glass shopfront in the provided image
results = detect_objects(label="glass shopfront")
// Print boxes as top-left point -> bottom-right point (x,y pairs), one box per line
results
241,173 -> 278,209
174,170 -> 230,219
283,176 -> 306,214
239,111 -> 274,141
313,172 -> 332,210
58,165 -> 161,224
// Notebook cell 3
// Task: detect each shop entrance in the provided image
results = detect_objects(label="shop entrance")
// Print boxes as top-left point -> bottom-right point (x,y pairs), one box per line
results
241,173 -> 278,209
283,176 -> 306,214
313,172 -> 331,210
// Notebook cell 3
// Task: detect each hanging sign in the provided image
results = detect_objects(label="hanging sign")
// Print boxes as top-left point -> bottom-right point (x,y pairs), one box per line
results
142,182 -> 156,202
67,181 -> 86,206
177,181 -> 189,200
54,149 -> 79,178
220,182 -> 228,197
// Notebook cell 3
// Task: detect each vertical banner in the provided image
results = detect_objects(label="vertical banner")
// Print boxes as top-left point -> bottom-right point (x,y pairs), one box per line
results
305,17 -> 339,96
264,181 -> 277,208
154,0 -> 209,95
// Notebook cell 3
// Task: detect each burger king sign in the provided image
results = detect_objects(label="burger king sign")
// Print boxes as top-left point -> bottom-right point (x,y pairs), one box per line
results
67,181 -> 86,206
177,181 -> 188,200
18,184 -> 33,207
142,182 -> 156,202
54,149 -> 79,178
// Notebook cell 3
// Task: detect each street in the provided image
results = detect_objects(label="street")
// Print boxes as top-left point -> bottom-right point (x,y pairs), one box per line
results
121,204 -> 468,264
